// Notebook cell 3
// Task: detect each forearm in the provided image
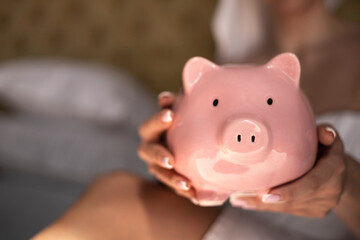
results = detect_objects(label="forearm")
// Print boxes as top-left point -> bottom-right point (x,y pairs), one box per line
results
32,222 -> 82,240
334,154 -> 360,238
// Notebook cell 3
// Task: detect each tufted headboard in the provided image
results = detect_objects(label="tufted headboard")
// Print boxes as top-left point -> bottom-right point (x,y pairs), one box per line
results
0,0 -> 217,93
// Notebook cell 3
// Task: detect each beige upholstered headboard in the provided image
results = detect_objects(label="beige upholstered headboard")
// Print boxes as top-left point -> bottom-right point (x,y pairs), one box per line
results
0,0 -> 217,93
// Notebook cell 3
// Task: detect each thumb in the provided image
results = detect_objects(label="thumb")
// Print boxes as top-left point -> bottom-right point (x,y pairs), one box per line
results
317,124 -> 337,146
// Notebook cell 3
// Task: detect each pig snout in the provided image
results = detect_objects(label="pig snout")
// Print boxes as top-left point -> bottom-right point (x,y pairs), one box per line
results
222,119 -> 269,155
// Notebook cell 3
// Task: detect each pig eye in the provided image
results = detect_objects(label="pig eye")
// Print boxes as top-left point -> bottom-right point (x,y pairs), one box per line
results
267,98 -> 273,105
213,99 -> 219,107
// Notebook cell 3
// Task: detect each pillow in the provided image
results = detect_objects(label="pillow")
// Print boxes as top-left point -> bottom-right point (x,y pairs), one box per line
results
0,59 -> 156,125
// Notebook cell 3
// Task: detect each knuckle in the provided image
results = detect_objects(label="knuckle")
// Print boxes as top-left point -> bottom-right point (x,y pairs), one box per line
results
312,207 -> 331,218
147,166 -> 155,174
170,174 -> 178,185
319,209 -> 331,218
311,211 -> 325,218
332,154 -> 344,165
322,196 -> 339,208
335,162 -> 346,175
328,190 -> 343,206
153,145 -> 162,159
138,124 -> 146,139
148,166 -> 160,179
330,197 -> 340,207
137,143 -> 148,159
332,181 -> 343,195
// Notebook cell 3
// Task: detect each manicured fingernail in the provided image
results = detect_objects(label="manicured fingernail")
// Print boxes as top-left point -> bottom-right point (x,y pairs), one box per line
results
161,110 -> 172,123
262,194 -> 281,203
161,157 -> 173,169
325,127 -> 336,138
158,91 -> 174,100
175,180 -> 190,191
231,199 -> 256,210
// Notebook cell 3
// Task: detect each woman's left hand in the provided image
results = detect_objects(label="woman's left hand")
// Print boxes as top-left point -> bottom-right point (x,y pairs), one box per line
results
230,125 -> 347,218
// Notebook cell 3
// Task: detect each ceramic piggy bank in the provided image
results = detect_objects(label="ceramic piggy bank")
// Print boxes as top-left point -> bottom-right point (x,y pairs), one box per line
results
166,53 -> 317,206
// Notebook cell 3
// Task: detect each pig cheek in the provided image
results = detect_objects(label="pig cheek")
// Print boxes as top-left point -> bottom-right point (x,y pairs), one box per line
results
256,150 -> 288,187
193,151 -> 251,190
177,147 -> 219,188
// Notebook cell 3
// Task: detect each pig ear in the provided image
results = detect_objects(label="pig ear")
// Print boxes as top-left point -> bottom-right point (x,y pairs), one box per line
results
183,57 -> 218,93
266,53 -> 301,87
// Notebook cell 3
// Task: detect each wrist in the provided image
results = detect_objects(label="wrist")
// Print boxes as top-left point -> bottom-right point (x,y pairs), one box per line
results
334,154 -> 360,238
341,154 -> 360,200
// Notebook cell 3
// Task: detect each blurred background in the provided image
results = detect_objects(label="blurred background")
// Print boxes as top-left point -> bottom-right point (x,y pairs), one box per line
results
0,0 -> 358,239
0,0 -> 217,93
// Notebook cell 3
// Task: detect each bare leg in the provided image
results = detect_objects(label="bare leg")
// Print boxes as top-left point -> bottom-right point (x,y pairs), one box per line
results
33,171 -> 221,240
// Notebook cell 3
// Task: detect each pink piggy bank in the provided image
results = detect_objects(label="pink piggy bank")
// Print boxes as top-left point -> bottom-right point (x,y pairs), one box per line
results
166,53 -> 317,206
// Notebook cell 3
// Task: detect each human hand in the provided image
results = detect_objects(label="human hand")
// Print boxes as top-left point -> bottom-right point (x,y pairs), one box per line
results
230,125 -> 347,218
138,91 -> 197,202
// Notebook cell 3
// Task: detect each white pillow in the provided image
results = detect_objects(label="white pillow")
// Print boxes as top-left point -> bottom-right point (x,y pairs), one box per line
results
0,59 -> 156,124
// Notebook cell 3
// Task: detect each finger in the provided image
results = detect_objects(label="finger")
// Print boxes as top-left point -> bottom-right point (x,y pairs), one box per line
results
317,125 -> 344,155
157,91 -> 177,108
138,109 -> 173,142
230,196 -> 286,211
231,193 -> 335,217
229,195 -> 258,210
138,142 -> 174,169
231,192 -> 312,211
148,165 -> 191,192
260,166 -> 323,203
317,125 -> 336,146
174,188 -> 197,200
262,172 -> 322,204
231,195 -> 307,216
326,133 -> 344,156
263,150 -> 345,204
260,125 -> 344,203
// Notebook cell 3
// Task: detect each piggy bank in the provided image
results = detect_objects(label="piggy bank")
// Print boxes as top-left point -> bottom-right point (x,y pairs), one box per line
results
166,53 -> 317,206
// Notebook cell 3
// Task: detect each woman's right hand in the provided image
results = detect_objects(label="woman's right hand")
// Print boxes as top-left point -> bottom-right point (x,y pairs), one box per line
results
138,91 -> 197,202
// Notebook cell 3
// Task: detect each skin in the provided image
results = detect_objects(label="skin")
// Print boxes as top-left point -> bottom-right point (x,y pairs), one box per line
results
33,172 -> 220,240
34,0 -> 360,239
34,93 -> 360,240
139,93 -> 360,237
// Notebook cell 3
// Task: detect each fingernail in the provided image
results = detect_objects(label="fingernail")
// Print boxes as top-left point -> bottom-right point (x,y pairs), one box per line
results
231,199 -> 256,210
325,127 -> 336,138
262,194 -> 281,203
161,110 -> 173,123
161,157 -> 173,169
175,180 -> 190,191
158,91 -> 174,100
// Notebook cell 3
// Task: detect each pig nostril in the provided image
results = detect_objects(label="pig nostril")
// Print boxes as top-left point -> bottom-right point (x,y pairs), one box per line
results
251,135 -> 255,143
237,134 -> 241,142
